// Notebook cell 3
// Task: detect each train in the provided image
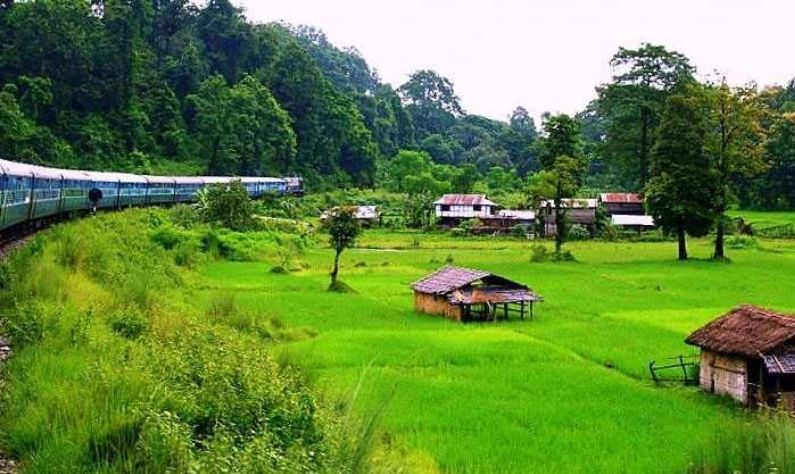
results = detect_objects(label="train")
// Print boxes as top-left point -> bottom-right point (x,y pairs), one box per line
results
0,158 -> 303,233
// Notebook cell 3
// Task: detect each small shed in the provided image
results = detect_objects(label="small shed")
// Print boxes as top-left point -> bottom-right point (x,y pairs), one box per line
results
686,305 -> 795,409
599,193 -> 645,215
411,266 -> 543,322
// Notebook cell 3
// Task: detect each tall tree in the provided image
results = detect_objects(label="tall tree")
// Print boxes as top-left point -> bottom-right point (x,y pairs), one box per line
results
533,114 -> 586,254
399,70 -> 464,139
646,84 -> 717,261
597,44 -> 694,188
704,81 -> 768,259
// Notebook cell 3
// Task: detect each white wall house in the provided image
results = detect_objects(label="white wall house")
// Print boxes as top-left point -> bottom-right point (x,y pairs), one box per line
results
434,194 -> 497,225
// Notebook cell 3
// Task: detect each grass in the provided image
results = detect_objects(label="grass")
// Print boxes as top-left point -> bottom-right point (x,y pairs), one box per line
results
0,209 -> 362,473
201,229 -> 795,473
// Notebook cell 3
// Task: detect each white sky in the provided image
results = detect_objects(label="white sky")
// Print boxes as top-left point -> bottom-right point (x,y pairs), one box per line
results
237,0 -> 795,122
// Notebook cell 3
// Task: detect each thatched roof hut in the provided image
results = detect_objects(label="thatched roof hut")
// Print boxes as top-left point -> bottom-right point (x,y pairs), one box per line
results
411,266 -> 542,322
686,305 -> 795,409
686,306 -> 795,357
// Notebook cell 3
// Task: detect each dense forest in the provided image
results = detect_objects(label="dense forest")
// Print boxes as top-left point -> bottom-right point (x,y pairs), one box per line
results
0,0 -> 793,209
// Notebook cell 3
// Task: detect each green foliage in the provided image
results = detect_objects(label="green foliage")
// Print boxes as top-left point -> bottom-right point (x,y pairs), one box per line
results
687,414 -> 795,474
0,209 -> 354,472
597,43 -> 694,188
200,181 -> 255,231
647,83 -> 718,259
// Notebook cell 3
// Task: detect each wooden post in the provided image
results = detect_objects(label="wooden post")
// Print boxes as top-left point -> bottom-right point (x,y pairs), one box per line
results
520,301 -> 525,320
530,302 -> 534,321
504,303 -> 508,320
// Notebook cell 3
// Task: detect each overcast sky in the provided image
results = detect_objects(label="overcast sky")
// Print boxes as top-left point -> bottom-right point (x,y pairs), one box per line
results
237,0 -> 795,122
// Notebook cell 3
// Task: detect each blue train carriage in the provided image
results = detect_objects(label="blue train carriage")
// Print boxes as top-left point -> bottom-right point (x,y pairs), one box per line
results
239,177 -> 286,198
84,171 -> 148,208
143,175 -> 177,204
0,160 -> 49,229
174,177 -> 204,203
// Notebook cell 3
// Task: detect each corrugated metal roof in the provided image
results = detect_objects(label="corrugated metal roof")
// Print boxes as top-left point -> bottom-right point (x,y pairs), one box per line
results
600,193 -> 644,204
611,214 -> 655,227
764,351 -> 795,375
448,287 -> 543,305
498,209 -> 536,220
434,194 -> 497,207
538,198 -> 598,209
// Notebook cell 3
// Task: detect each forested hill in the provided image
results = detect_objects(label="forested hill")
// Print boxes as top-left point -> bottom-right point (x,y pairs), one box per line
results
1,1 -> 793,207
0,0 -> 536,190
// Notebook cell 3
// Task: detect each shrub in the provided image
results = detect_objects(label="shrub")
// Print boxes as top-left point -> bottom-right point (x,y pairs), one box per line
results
726,235 -> 760,250
450,228 -> 466,238
511,225 -> 528,238
151,225 -> 184,250
530,245 -> 551,263
110,311 -> 148,340
551,250 -> 577,262
568,224 -> 591,241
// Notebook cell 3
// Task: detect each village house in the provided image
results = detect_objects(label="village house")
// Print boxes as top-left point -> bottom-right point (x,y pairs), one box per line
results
434,194 -> 498,227
478,209 -> 536,235
320,205 -> 381,227
599,193 -> 645,215
411,266 -> 543,322
537,198 -> 598,236
686,305 -> 795,410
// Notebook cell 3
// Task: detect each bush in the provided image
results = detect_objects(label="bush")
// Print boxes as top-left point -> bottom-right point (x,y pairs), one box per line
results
110,310 -> 148,340
151,225 -> 184,250
726,235 -> 760,250
511,225 -> 528,238
568,224 -> 591,241
530,245 -> 551,263
450,228 -> 466,238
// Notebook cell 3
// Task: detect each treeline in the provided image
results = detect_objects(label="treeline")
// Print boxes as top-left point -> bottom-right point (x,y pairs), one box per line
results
0,2 -> 793,209
0,0 -> 534,190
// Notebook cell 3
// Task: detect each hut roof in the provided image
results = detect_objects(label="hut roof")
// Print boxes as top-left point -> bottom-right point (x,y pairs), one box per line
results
600,193 -> 644,204
686,306 -> 795,357
411,266 -> 530,295
434,194 -> 497,207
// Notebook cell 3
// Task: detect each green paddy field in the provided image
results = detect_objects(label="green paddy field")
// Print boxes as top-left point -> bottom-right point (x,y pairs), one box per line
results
200,229 -> 795,473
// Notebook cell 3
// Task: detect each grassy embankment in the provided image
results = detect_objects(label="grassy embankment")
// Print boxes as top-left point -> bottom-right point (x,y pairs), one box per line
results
200,217 -> 795,473
0,209 -> 373,473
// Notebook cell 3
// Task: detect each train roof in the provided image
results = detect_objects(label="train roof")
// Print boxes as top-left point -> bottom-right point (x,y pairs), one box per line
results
173,176 -> 205,185
84,171 -> 148,184
143,175 -> 177,184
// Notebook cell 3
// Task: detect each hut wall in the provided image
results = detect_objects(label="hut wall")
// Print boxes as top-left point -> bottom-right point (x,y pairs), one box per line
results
413,292 -> 462,321
414,292 -> 449,317
700,351 -> 749,405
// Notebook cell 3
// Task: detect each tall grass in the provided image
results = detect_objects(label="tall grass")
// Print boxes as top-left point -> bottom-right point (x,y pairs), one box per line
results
687,413 -> 795,474
0,209 -> 357,472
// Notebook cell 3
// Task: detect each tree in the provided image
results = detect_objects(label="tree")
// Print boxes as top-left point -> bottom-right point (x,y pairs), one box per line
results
399,70 -> 464,138
597,44 -> 694,188
537,114 -> 584,169
646,84 -> 717,261
323,206 -> 361,290
533,114 -> 586,254
704,81 -> 768,259
760,113 -> 795,209
201,180 -> 255,231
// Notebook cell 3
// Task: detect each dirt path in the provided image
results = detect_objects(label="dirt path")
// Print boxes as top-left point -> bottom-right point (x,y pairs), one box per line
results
0,336 -> 16,473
